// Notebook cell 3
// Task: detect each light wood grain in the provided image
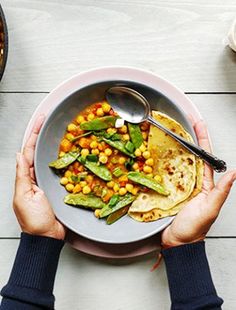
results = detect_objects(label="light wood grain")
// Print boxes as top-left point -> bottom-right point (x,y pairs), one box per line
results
0,93 -> 235,237
1,0 -> 236,92
0,239 -> 235,310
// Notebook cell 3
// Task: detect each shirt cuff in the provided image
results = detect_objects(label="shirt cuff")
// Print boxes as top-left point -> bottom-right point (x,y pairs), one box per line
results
1,233 -> 64,309
162,241 -> 222,305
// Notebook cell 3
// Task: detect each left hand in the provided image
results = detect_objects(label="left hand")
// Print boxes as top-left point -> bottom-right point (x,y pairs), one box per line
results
13,115 -> 66,240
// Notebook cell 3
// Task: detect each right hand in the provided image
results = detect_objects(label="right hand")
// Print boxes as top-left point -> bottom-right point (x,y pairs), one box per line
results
13,115 -> 66,240
162,120 -> 236,248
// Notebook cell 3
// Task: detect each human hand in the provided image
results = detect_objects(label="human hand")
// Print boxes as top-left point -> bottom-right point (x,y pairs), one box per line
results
14,115 -> 66,240
161,120 -> 236,248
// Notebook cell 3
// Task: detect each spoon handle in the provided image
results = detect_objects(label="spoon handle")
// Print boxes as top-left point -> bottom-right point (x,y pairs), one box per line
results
147,116 -> 227,173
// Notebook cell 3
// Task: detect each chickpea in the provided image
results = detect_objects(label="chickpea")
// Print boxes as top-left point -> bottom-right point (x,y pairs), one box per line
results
113,183 -> 120,192
60,139 -> 72,153
102,102 -> 111,113
78,137 -> 90,149
99,154 -> 108,164
96,108 -> 104,117
65,183 -> 74,192
65,170 -> 72,178
123,134 -> 130,141
143,165 -> 153,174
98,143 -> 104,151
83,185 -> 91,194
94,209 -> 101,218
91,135 -> 97,140
81,148 -> 90,157
60,177 -> 68,185
107,181 -> 115,188
146,173 -> 153,178
142,151 -> 151,159
145,158 -> 154,166
104,148 -> 112,156
80,181 -> 87,188
125,183 -> 134,193
91,149 -> 99,155
59,151 -> 65,158
118,175 -> 128,182
73,184 -> 82,193
154,175 -> 162,183
87,113 -> 95,121
139,144 -> 146,152
86,175 -> 94,184
132,163 -> 139,170
134,148 -> 142,157
132,187 -> 139,195
67,123 -> 77,132
142,132 -> 148,140
119,187 -> 127,196
118,157 -> 126,165
71,145 -> 78,151
107,128 -> 117,134
76,115 -> 85,124
118,125 -> 128,134
90,141 -> 98,149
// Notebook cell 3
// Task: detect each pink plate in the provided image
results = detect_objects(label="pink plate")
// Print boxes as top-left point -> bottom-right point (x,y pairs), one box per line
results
22,66 -> 203,258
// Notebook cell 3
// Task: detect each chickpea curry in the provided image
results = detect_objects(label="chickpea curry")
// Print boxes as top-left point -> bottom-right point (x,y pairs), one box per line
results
49,101 -> 169,224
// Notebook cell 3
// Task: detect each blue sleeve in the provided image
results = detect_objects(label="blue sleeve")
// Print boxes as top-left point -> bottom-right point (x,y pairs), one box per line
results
162,241 -> 223,310
1,233 -> 64,309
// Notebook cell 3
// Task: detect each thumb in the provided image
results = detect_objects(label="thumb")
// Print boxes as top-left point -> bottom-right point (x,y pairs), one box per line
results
15,153 -> 32,197
207,170 -> 236,215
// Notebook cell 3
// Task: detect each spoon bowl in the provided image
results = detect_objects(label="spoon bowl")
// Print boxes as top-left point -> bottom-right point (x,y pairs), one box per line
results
106,86 -> 149,123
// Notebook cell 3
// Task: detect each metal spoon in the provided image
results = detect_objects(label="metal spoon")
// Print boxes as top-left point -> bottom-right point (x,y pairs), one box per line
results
106,86 -> 227,173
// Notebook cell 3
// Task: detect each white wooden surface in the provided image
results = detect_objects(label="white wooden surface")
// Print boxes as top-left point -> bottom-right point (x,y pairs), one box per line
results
1,0 -> 236,92
0,1 -> 236,309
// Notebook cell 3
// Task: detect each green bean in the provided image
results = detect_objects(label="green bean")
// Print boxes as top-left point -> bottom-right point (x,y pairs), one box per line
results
64,193 -> 106,209
106,206 -> 129,224
100,194 -> 135,218
48,151 -> 79,169
102,138 -> 135,158
78,157 -> 112,181
80,116 -> 118,131
127,172 -> 169,196
128,123 -> 143,149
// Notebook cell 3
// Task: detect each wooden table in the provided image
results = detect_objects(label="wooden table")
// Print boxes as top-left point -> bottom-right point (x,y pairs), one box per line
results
0,1 -> 236,309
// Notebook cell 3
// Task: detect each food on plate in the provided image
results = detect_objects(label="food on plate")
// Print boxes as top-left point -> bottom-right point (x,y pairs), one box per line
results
49,101 -> 203,224
128,111 -> 203,222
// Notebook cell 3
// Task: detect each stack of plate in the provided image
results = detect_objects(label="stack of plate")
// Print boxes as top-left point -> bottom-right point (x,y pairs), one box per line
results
22,67 -> 203,259
0,4 -> 8,81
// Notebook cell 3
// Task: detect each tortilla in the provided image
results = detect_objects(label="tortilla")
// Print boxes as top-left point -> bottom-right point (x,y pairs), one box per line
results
128,111 -> 203,222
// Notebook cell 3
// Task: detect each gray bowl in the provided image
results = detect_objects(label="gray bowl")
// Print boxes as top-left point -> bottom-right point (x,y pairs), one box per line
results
35,80 -> 196,244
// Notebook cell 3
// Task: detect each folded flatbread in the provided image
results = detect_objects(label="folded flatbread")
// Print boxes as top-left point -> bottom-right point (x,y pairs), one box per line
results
128,111 -> 203,222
